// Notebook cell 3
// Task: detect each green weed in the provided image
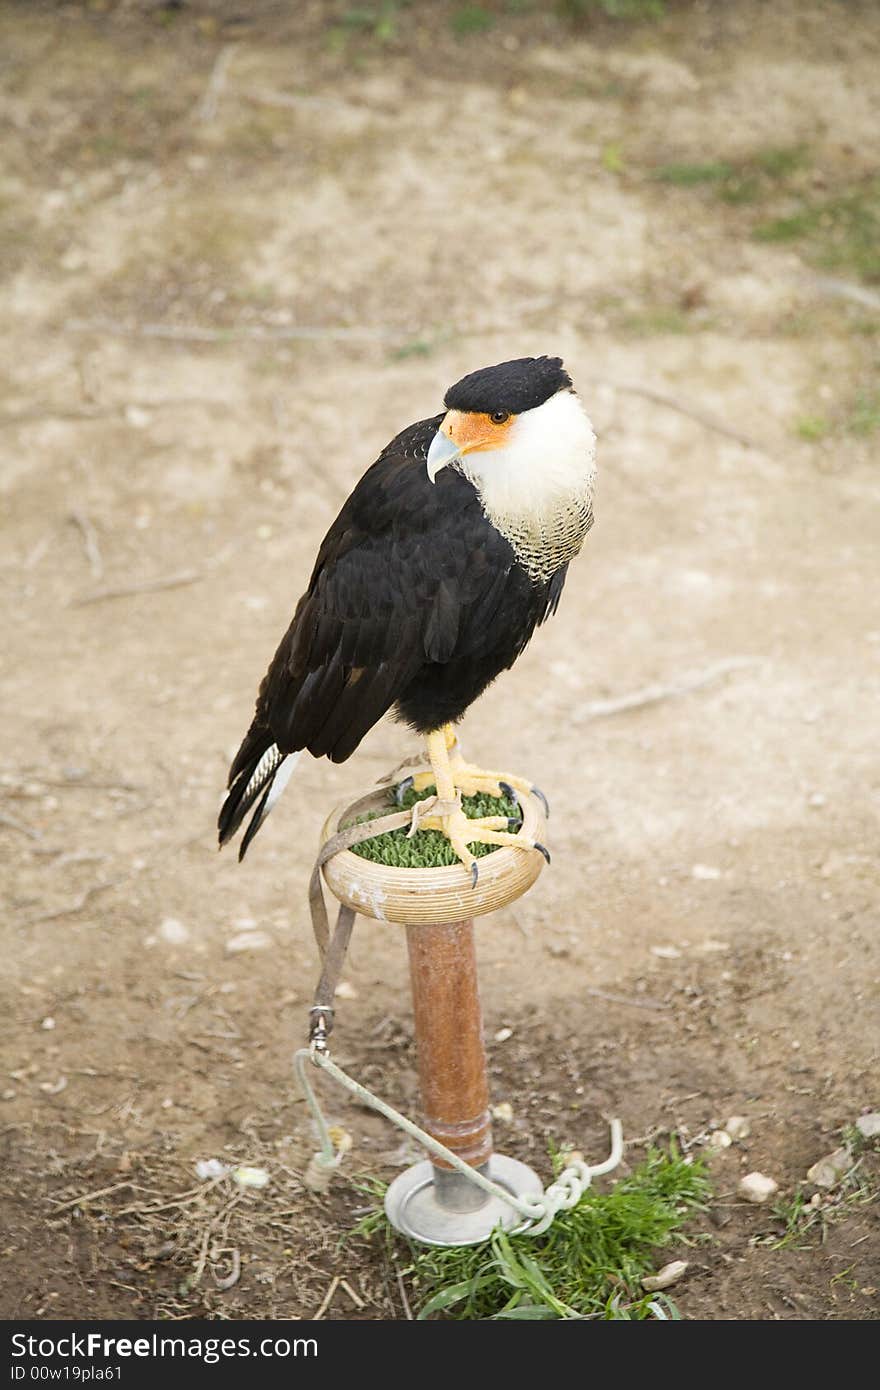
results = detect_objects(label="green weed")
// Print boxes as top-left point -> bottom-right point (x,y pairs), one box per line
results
358,1142 -> 710,1319
754,178 -> 880,283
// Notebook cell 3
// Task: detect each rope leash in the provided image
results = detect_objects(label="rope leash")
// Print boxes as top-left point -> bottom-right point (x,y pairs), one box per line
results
294,1045 -> 623,1236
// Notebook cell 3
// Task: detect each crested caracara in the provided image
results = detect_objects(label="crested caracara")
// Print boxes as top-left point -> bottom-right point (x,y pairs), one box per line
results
219,355 -> 597,883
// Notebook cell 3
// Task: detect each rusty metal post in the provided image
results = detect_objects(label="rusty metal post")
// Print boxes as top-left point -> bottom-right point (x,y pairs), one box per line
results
406,918 -> 493,1206
384,916 -> 542,1245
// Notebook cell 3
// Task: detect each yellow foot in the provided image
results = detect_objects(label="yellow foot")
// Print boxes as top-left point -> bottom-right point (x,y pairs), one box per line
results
414,803 -> 550,888
407,763 -> 550,816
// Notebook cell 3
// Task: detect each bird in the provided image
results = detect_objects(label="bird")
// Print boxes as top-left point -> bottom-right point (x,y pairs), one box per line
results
218,355 -> 597,883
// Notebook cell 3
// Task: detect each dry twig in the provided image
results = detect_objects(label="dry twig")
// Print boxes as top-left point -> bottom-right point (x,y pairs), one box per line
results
70,570 -> 202,607
195,44 -> 238,123
21,878 -> 121,928
573,657 -> 758,723
314,1275 -> 341,1320
65,317 -> 397,344
591,377 -> 763,451
68,509 -> 103,579
584,987 -> 670,1012
0,811 -> 42,840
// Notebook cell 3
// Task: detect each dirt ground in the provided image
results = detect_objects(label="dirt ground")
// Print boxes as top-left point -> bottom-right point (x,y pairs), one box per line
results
1,0 -> 878,1322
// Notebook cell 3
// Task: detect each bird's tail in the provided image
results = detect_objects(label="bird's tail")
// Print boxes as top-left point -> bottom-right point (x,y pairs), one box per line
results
218,728 -> 301,861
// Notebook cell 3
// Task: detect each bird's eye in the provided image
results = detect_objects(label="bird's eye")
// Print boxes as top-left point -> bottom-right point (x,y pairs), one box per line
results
490,411 -> 510,425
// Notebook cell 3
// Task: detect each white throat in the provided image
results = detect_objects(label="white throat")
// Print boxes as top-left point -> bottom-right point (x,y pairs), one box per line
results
459,389 -> 597,581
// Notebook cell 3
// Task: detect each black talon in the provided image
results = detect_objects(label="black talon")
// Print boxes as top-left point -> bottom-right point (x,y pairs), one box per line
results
507,816 -> 522,832
395,776 -> 414,805
534,842 -> 551,865
470,861 -> 479,889
531,785 -> 550,818
498,781 -> 515,801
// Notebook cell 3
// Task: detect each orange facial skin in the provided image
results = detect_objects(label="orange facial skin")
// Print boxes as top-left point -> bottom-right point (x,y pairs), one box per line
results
439,408 -> 515,455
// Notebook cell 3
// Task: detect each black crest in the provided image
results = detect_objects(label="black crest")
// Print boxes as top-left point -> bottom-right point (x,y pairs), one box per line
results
444,356 -> 572,416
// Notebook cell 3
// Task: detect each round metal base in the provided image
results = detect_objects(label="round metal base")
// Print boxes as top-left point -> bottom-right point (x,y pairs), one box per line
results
384,1155 -> 543,1247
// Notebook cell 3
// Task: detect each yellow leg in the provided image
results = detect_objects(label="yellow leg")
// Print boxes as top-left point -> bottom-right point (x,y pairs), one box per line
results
411,723 -> 548,811
414,727 -> 549,886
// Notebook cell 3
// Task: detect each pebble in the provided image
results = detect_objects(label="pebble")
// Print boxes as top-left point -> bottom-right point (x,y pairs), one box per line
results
40,1017 -> 55,1031
725,1115 -> 751,1140
855,1113 -> 880,1140
232,1166 -> 270,1189
642,1260 -> 688,1292
651,945 -> 681,959
39,1077 -> 67,1095
807,1147 -> 852,1189
692,863 -> 721,880
195,1158 -> 229,1181
125,404 -> 152,429
334,980 -> 358,1000
159,917 -> 189,945
494,1027 -> 513,1043
708,1129 -> 732,1149
491,1102 -> 514,1123
225,930 -> 273,954
739,1172 -> 778,1203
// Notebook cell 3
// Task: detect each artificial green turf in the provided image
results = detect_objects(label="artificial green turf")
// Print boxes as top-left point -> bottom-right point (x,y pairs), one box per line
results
347,783 -> 520,868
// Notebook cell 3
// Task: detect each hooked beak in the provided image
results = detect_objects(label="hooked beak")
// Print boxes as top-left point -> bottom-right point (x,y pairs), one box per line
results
426,426 -> 461,484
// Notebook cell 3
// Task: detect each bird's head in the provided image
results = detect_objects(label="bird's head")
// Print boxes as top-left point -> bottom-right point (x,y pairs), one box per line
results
426,356 -> 596,519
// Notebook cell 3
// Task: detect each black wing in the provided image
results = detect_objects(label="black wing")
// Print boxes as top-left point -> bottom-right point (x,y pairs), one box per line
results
219,416 -> 516,851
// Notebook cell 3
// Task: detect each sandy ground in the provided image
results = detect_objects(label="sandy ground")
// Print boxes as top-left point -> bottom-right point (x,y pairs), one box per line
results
1,1 -> 878,1320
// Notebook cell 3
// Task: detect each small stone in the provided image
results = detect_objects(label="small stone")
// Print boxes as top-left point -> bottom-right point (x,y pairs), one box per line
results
642,1260 -> 688,1292
1,1089 -> 16,1101
40,1017 -> 55,1031
159,917 -> 189,945
807,792 -> 826,808
807,1147 -> 852,1189
725,1115 -> 751,1140
39,1077 -> 67,1095
334,980 -> 358,999
819,851 -> 846,878
225,930 -> 272,954
651,945 -> 681,959
494,1027 -> 513,1043
739,1172 -> 778,1203
160,1097 -> 174,1110
195,1158 -> 229,1181
491,1102 -> 514,1123
125,404 -> 152,429
692,863 -> 721,880
855,1113 -> 880,1140
232,1166 -> 270,1189
708,1129 -> 732,1149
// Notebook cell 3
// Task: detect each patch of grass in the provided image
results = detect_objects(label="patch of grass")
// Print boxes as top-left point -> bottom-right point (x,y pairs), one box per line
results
846,386 -> 880,436
358,1143 -> 710,1319
654,146 -> 809,206
794,415 -> 831,442
622,306 -> 690,336
754,178 -> 880,283
451,5 -> 496,34
654,161 -> 735,188
559,0 -> 666,19
600,142 -> 625,174
347,784 -> 519,868
761,1131 -> 879,1252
